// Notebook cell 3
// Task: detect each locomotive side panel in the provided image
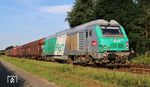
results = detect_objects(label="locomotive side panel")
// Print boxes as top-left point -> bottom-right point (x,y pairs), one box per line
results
43,37 -> 57,55
65,33 -> 79,55
54,34 -> 67,55
66,35 -> 71,51
71,33 -> 79,51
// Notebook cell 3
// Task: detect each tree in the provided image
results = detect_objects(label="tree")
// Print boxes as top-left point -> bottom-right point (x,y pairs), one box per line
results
5,46 -> 14,51
67,0 -> 95,27
67,0 -> 150,54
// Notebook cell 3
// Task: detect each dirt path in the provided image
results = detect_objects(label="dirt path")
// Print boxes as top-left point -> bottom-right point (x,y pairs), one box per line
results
0,59 -> 55,87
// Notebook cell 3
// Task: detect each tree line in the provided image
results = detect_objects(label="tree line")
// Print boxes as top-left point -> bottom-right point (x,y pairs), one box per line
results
67,0 -> 150,55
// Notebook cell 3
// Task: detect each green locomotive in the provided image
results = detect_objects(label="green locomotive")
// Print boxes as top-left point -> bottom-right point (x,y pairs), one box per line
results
42,19 -> 130,64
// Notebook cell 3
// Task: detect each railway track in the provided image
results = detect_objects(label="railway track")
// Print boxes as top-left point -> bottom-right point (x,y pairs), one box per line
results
7,57 -> 150,74
107,64 -> 150,74
129,64 -> 150,74
85,63 -> 150,74
51,60 -> 150,74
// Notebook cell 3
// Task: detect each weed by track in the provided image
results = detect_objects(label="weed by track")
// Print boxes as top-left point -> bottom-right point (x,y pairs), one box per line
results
1,56 -> 150,87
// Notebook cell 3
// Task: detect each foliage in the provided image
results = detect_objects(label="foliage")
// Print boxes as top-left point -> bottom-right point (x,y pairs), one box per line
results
132,55 -> 150,65
67,0 -> 150,54
0,50 -> 5,55
5,46 -> 14,51
0,50 -> 4,52
1,56 -> 150,87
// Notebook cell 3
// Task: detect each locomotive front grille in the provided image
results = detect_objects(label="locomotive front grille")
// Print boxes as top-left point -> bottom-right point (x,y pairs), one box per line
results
118,44 -> 124,48
111,44 -> 117,48
111,44 -> 124,49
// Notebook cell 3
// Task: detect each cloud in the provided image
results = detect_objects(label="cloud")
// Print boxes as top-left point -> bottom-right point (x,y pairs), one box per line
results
38,5 -> 72,14
14,0 -> 38,4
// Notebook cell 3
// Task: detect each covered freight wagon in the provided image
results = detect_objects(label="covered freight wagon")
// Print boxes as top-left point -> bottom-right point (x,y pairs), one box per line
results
21,38 -> 45,59
12,46 -> 21,57
5,49 -> 13,56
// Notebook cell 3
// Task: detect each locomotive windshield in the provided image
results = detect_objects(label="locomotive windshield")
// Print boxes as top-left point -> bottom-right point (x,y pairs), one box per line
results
101,26 -> 123,36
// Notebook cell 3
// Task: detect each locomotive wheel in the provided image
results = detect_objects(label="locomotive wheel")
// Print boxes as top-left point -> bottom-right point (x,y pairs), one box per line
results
67,58 -> 73,64
88,58 -> 95,66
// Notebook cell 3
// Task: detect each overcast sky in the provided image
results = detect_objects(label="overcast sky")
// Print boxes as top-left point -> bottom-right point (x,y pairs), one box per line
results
0,0 -> 74,50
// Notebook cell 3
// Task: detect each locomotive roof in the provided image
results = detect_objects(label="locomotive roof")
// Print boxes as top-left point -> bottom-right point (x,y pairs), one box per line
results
46,19 -> 120,39
69,19 -> 120,32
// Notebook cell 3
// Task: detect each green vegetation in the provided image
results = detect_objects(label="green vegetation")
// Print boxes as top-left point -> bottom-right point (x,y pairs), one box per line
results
0,50 -> 5,55
1,56 -> 150,87
132,55 -> 150,65
67,0 -> 150,54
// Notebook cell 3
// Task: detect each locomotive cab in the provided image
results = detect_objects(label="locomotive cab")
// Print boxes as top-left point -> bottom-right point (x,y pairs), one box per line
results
94,20 -> 130,64
99,25 -> 129,52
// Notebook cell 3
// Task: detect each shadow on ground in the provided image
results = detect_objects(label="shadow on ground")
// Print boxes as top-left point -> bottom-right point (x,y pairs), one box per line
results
0,62 -> 27,87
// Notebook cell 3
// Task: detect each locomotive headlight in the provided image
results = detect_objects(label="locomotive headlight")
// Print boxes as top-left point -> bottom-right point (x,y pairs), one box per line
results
104,45 -> 107,49
99,45 -> 104,52
126,42 -> 129,46
99,45 -> 108,52
126,42 -> 129,48
108,46 -> 111,50
92,40 -> 97,46
103,45 -> 107,51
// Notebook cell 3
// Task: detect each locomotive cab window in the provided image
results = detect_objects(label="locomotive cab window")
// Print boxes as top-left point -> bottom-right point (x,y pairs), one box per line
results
101,26 -> 123,36
86,31 -> 88,38
89,30 -> 92,36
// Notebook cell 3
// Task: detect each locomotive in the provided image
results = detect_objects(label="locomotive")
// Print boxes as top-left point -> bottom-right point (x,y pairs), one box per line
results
6,19 -> 131,65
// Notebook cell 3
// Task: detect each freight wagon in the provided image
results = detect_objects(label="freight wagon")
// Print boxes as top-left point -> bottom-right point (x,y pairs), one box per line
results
5,49 -> 13,56
12,46 -> 21,57
21,38 -> 45,59
42,19 -> 130,64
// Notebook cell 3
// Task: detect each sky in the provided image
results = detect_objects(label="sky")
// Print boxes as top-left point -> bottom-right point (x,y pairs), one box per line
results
0,0 -> 74,50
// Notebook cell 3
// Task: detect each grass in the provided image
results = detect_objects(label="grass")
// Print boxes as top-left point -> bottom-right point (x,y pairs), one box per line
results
132,55 -> 150,65
1,56 -> 150,87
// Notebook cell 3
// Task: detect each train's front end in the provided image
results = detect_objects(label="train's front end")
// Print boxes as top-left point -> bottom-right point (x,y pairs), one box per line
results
96,20 -> 131,64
